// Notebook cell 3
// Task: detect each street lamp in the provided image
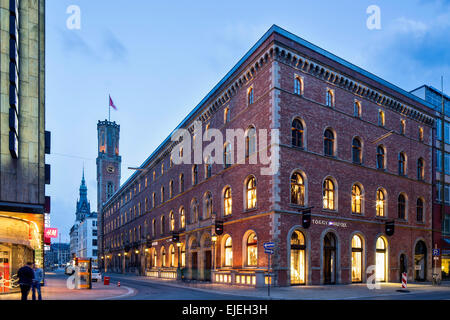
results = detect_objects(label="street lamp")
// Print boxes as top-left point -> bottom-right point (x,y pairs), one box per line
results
211,235 -> 217,272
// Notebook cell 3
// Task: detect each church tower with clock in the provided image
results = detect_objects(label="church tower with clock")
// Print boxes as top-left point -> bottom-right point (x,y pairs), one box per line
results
96,120 -> 121,265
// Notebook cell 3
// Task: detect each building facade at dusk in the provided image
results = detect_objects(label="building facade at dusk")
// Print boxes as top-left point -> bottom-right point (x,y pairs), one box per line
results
0,0 -> 49,293
99,25 -> 436,286
411,85 -> 450,280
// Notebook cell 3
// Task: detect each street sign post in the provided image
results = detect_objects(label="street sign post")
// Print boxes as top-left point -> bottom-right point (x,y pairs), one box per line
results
264,242 -> 275,298
433,248 -> 440,256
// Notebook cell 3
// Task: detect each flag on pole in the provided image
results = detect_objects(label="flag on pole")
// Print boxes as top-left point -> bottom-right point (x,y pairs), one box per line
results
109,95 -> 117,110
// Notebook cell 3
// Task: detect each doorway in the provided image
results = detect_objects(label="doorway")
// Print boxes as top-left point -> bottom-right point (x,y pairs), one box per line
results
203,250 -> 212,281
323,233 -> 337,284
191,252 -> 198,280
414,241 -> 427,281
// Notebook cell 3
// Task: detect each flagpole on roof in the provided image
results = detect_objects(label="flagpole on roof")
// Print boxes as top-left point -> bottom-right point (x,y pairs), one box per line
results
109,94 -> 111,122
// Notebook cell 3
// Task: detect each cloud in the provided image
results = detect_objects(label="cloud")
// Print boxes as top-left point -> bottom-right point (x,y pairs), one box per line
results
103,30 -> 128,62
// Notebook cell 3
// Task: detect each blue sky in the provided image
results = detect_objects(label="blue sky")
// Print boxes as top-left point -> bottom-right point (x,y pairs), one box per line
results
46,0 -> 450,242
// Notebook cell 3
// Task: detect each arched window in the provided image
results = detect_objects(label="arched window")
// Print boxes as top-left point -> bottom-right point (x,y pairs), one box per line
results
161,186 -> 164,203
323,178 -> 335,210
161,163 -> 164,175
205,156 -> 212,179
398,194 -> 406,220
224,142 -> 232,168
246,176 -> 257,210
179,174 -> 184,193
170,211 -> 175,231
324,129 -> 335,156
245,127 -> 256,157
181,244 -> 186,267
354,101 -> 361,117
294,76 -> 303,95
224,187 -> 232,216
418,158 -> 424,180
398,152 -> 406,176
152,248 -> 157,268
192,165 -> 198,185
224,236 -> 233,267
400,120 -> 406,135
161,247 -> 166,267
179,207 -> 185,229
224,107 -> 230,124
169,245 -> 175,267
290,172 -> 305,206
416,198 -> 424,222
326,89 -> 334,107
107,182 -> 114,199
378,110 -> 385,126
191,199 -> 199,223
292,119 -> 304,148
377,146 -> 385,170
248,87 -> 254,105
204,192 -> 213,219
352,184 -> 362,214
152,219 -> 156,237
351,235 -> 363,282
290,230 -> 306,285
246,232 -> 258,266
160,215 -> 166,234
376,189 -> 386,217
352,138 -> 362,164
376,237 -> 387,282
419,127 -> 424,142
152,192 -> 156,208
169,180 -> 174,198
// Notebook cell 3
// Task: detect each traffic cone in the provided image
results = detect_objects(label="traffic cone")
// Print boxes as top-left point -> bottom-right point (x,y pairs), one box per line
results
117,281 -> 120,287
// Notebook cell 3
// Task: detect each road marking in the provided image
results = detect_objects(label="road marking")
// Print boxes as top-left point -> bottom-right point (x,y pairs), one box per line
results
97,286 -> 135,300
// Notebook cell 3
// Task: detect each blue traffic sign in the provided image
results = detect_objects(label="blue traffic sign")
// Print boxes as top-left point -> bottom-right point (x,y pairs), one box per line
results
433,249 -> 440,256
264,248 -> 274,255
264,242 -> 275,249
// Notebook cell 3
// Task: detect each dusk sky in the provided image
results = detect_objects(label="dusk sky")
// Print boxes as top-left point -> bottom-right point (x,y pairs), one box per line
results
46,0 -> 450,242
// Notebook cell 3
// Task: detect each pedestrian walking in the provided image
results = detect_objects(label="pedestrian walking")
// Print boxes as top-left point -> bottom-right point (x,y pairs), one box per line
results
17,262 -> 35,301
32,264 -> 43,300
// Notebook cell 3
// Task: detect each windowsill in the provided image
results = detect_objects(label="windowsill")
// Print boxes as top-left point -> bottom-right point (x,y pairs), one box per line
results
375,216 -> 388,220
322,209 -> 338,214
245,208 -> 257,213
351,212 -> 365,216
289,204 -> 307,210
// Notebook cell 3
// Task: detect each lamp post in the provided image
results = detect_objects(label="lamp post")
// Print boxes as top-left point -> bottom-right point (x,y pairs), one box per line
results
211,235 -> 217,272
176,242 -> 182,280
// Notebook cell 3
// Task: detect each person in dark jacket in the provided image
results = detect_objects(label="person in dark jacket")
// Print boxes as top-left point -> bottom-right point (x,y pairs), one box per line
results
17,262 -> 35,301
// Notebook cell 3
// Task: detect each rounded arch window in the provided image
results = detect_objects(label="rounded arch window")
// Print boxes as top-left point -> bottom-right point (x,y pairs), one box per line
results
224,236 -> 233,267
324,129 -> 335,156
292,119 -> 304,148
376,189 -> 386,217
416,198 -> 424,222
246,176 -> 257,210
290,230 -> 306,285
246,232 -> 258,266
376,237 -> 387,282
224,187 -> 232,216
398,194 -> 406,220
351,235 -> 363,282
352,138 -> 362,164
352,184 -> 363,214
323,178 -> 335,210
291,172 -> 305,205
377,146 -> 385,169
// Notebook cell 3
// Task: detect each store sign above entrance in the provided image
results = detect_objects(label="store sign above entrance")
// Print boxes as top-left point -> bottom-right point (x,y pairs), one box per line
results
44,228 -> 58,238
312,219 -> 347,228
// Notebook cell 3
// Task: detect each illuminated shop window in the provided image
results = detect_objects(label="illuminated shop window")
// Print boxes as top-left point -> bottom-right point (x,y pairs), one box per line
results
375,237 -> 387,282
290,230 -> 306,285
246,232 -> 258,267
169,245 -> 175,267
224,187 -> 232,216
246,176 -> 257,210
351,235 -> 363,282
224,236 -> 233,267
181,244 -> 186,267
291,172 -> 305,206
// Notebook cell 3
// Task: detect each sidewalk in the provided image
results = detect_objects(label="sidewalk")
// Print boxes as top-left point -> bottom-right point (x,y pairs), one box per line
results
0,272 -> 134,300
106,273 -> 450,300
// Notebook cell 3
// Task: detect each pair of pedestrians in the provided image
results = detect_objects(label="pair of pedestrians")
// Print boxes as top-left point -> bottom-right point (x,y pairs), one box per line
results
17,262 -> 44,300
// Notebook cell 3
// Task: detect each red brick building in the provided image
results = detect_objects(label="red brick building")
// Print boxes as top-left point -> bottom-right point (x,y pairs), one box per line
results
99,25 -> 435,286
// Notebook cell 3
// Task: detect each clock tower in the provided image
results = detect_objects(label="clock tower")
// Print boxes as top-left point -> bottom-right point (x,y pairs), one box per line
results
96,120 -> 121,267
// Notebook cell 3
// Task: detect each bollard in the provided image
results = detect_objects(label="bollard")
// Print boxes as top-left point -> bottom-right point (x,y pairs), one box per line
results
396,272 -> 409,293
117,281 -> 120,287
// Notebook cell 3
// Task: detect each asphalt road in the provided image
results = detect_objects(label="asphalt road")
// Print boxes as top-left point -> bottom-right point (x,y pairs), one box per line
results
106,275 -> 262,300
357,290 -> 450,300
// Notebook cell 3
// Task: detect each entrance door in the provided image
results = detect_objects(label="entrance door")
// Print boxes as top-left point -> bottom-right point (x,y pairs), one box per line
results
204,250 -> 212,281
399,254 -> 407,283
415,241 -> 427,281
191,252 -> 198,280
323,233 -> 337,284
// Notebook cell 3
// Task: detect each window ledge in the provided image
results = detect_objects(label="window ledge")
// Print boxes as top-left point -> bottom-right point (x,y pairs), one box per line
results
245,208 -> 258,213
322,209 -> 338,214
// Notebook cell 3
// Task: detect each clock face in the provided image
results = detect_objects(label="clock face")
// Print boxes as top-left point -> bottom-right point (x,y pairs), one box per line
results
107,166 -> 115,173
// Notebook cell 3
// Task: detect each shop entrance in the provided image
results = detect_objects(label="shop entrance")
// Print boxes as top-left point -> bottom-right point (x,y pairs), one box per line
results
191,252 -> 198,280
290,230 -> 306,285
414,241 -> 427,281
323,233 -> 337,284
0,245 -> 12,293
203,250 -> 212,281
